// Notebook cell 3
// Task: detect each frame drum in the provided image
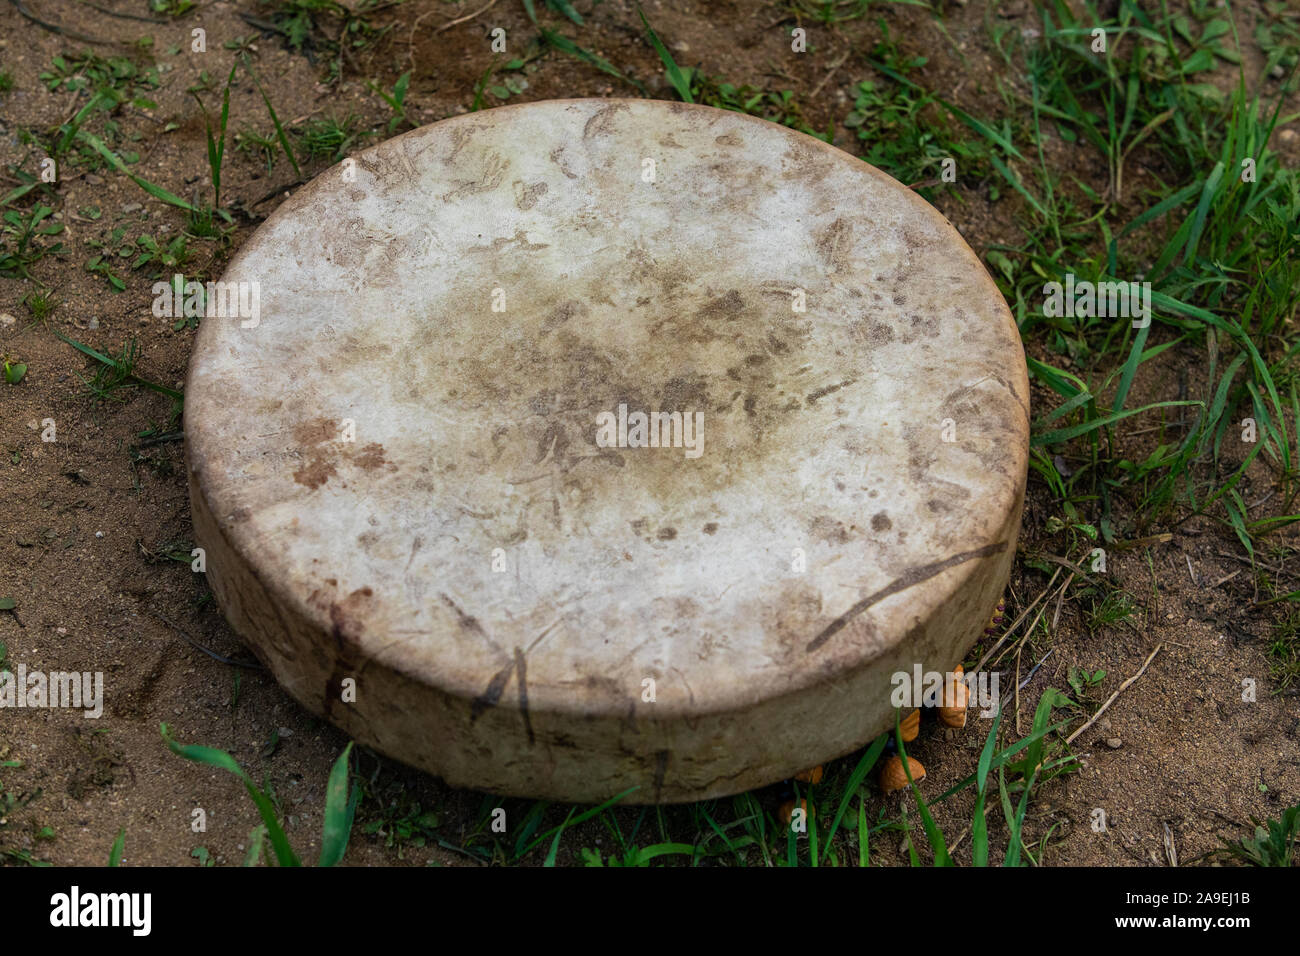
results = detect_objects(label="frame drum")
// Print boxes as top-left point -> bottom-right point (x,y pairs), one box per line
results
186,99 -> 1029,803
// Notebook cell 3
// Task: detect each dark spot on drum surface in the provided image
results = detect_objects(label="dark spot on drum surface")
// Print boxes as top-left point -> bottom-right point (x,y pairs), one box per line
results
657,527 -> 677,541
809,515 -> 849,544
814,218 -> 852,274
294,455 -> 336,489
294,416 -> 339,446
695,289 -> 745,322
353,442 -> 388,471
328,587 -> 373,644
871,512 -> 892,532
513,179 -> 548,210
702,522 -> 718,535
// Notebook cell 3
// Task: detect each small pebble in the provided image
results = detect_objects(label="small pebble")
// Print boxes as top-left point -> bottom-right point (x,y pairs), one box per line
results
0,312 -> 15,328
122,202 -> 143,214
85,174 -> 104,185
95,531 -> 104,538
87,317 -> 99,330
1105,737 -> 1123,749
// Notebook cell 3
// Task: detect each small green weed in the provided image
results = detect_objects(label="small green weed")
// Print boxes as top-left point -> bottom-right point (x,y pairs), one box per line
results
0,205 -> 65,280
160,724 -> 358,866
1220,803 -> 1299,866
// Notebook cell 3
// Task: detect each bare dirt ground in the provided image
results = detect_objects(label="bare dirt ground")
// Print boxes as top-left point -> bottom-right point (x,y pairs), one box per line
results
0,0 -> 1297,866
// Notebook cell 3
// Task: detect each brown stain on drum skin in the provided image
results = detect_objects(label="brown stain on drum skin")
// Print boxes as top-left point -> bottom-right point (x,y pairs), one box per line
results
353,442 -> 389,471
440,592 -> 507,660
548,145 -> 578,179
583,102 -> 630,139
294,416 -> 339,446
805,540 -> 1009,653
806,378 -> 855,405
442,151 -> 509,201
470,659 -> 513,721
293,416 -> 343,489
815,218 -> 853,274
323,587 -> 373,717
514,646 -> 534,746
294,456 -> 337,490
652,749 -> 670,802
513,179 -> 548,210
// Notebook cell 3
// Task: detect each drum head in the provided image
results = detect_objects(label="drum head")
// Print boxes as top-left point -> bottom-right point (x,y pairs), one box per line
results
186,99 -> 1029,803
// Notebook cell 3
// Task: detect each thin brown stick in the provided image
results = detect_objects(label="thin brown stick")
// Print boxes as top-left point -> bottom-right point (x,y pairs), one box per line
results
435,0 -> 499,33
1014,642 -> 1023,736
147,607 -> 265,670
809,48 -> 851,98
972,567 -> 1061,674
1065,643 -> 1163,745
1209,569 -> 1241,588
1050,570 -> 1075,632
1036,552 -> 1093,576
9,0 -> 114,44
1110,533 -> 1173,551
987,576 -> 1061,671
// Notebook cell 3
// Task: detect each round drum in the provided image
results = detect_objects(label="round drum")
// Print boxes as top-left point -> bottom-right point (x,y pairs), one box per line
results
185,99 -> 1029,803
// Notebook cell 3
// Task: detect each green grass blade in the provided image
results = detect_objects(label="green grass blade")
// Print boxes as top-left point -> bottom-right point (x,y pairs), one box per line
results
1033,400 -> 1201,446
108,828 -> 125,867
54,330 -> 185,401
896,717 -> 951,866
632,842 -> 698,865
971,791 -> 988,867
541,28 -> 638,87
809,798 -> 818,867
518,787 -> 639,860
825,733 -> 887,850
998,766 -> 1020,866
858,797 -> 869,867
548,0 -> 584,25
243,826 -> 266,866
242,55 -> 302,179
638,5 -> 693,102
76,131 -> 196,212
977,706 -> 1003,793
544,808 -> 576,866
160,723 -> 302,867
317,742 -> 356,867
1111,316 -> 1151,415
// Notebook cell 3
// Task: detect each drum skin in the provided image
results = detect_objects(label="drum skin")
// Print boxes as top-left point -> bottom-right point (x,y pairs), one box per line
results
185,99 -> 1029,803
